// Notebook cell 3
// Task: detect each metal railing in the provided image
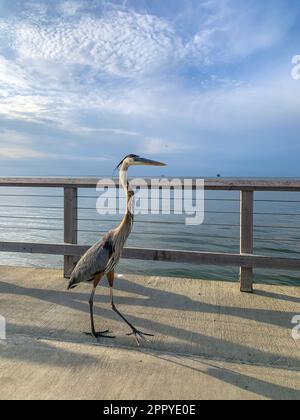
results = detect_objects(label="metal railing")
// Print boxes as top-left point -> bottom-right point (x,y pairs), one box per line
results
0,177 -> 300,293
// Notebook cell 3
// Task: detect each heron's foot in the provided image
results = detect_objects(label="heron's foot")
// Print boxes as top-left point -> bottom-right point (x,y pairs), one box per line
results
84,330 -> 115,339
127,328 -> 154,346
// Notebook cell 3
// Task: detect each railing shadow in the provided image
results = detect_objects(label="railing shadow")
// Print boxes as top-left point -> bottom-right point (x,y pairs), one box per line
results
0,276 -> 299,370
2,323 -> 299,400
0,276 -> 297,329
148,353 -> 300,400
0,332 -> 98,367
254,289 -> 300,304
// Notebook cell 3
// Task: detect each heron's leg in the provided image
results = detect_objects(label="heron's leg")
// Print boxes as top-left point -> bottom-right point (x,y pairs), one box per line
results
85,274 -> 115,339
107,272 -> 154,346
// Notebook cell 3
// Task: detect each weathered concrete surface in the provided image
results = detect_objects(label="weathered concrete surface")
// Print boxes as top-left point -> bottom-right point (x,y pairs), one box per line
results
0,265 -> 299,400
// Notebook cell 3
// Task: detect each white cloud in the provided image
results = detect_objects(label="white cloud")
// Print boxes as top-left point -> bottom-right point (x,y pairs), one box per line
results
0,56 -> 30,90
81,127 -> 140,137
10,10 -> 182,78
0,146 -> 46,160
0,130 -> 46,159
0,5 -> 185,126
0,94 -> 54,122
0,0 -> 295,127
0,0 -> 298,169
57,1 -> 83,16
186,0 -> 298,64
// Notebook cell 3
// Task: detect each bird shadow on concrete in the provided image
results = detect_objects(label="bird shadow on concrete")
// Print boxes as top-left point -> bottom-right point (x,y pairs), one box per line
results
0,276 -> 298,329
110,278 -> 299,328
0,277 -> 299,371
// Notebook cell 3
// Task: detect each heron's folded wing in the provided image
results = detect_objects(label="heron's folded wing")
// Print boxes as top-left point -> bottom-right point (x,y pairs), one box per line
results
71,237 -> 112,284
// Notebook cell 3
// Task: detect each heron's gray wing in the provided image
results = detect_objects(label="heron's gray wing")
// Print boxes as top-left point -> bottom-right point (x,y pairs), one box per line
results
70,235 -> 112,285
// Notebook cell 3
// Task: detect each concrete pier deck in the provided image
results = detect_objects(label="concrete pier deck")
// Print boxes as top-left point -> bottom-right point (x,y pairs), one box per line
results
0,266 -> 299,400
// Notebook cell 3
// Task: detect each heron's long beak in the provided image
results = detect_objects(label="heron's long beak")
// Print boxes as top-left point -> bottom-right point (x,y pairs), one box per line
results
135,157 -> 166,166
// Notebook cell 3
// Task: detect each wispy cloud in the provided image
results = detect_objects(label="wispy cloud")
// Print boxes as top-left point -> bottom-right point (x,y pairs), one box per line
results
57,0 -> 83,16
0,0 -> 299,175
9,9 -> 181,78
0,130 -> 46,159
0,0 -> 296,123
171,0 -> 299,64
0,146 -> 46,160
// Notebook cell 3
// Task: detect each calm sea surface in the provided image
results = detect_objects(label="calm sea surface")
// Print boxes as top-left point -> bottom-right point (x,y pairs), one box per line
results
0,185 -> 299,286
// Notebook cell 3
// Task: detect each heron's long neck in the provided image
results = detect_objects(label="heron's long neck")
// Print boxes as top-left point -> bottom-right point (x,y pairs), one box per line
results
114,165 -> 134,243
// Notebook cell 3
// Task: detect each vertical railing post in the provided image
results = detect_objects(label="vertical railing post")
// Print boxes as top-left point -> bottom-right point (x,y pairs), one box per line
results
64,187 -> 78,278
240,190 -> 254,292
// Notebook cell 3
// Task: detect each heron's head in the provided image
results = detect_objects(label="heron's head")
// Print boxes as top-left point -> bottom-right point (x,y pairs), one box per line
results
116,154 -> 166,171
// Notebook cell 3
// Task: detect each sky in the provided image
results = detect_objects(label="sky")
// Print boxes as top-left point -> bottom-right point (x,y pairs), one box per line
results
0,0 -> 300,177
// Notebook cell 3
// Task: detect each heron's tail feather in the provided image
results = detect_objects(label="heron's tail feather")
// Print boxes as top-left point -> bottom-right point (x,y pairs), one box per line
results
67,260 -> 81,290
67,276 -> 79,290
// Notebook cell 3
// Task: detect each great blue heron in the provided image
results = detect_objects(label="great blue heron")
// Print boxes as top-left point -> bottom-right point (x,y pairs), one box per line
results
68,154 -> 166,345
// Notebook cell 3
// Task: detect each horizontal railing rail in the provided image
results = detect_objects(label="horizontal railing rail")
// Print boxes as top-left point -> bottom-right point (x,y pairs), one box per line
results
0,177 -> 300,293
1,242 -> 300,269
0,177 -> 300,190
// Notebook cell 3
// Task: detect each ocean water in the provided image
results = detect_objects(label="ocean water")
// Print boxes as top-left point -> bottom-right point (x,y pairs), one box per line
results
0,185 -> 299,286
